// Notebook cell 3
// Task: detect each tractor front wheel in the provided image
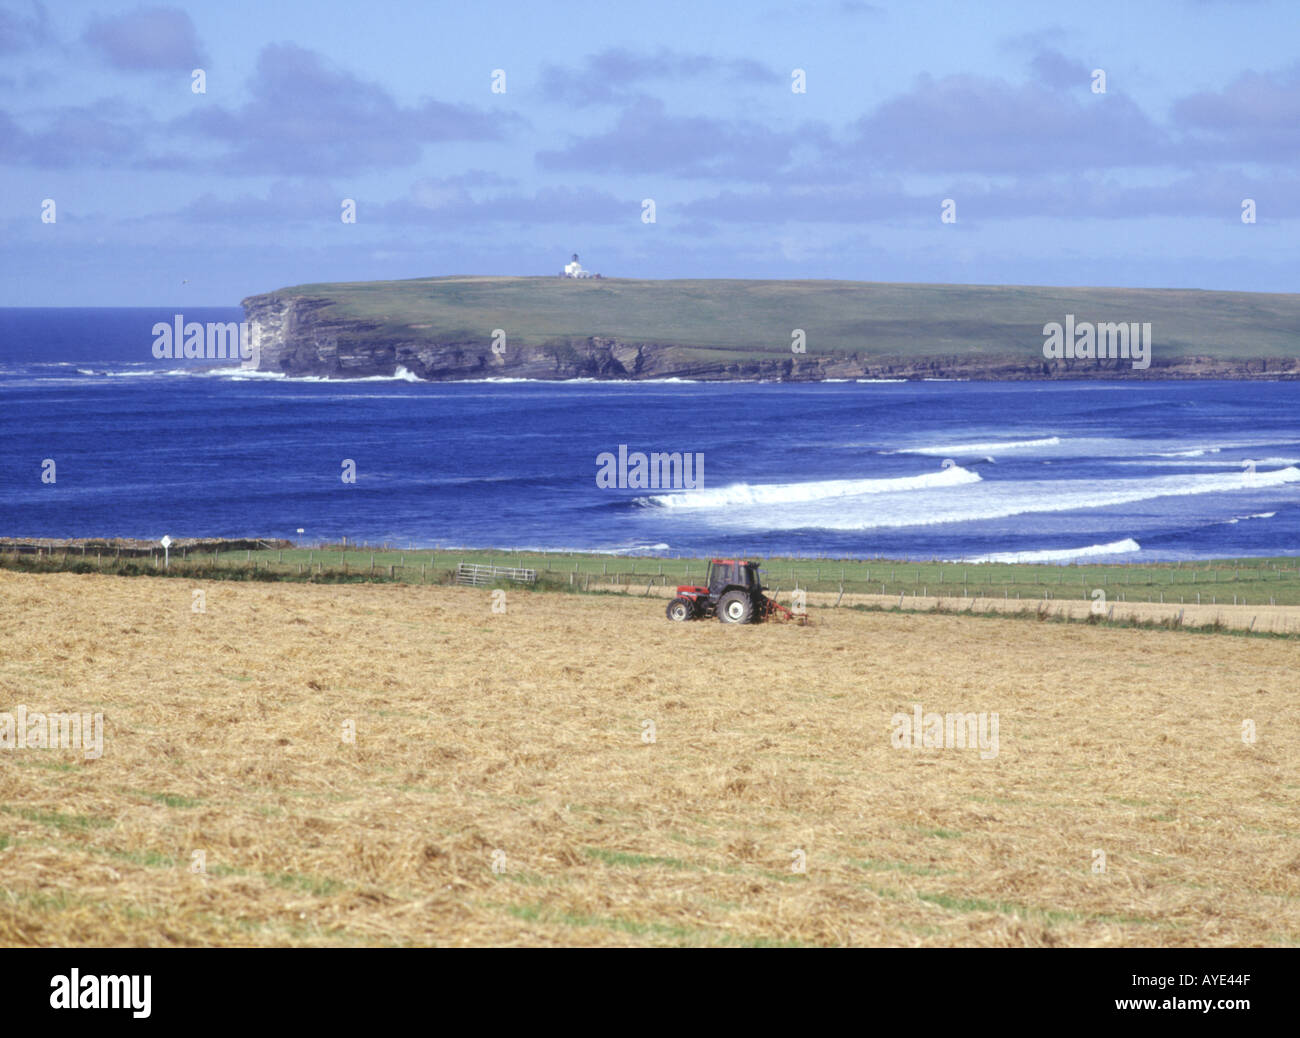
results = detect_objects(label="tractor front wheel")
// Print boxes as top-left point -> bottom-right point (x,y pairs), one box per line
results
666,597 -> 695,622
716,590 -> 754,624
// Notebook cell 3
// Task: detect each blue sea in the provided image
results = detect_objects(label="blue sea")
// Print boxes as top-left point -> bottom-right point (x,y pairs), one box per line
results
2,307 -> 1298,562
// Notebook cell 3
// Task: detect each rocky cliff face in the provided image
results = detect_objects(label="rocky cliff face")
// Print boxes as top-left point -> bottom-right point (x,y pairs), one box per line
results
241,293 -> 1300,382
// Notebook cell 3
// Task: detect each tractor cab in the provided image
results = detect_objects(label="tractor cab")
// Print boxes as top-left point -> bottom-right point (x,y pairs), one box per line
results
706,558 -> 762,596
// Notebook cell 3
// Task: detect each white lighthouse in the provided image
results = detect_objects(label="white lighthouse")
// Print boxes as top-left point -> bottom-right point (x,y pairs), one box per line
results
559,253 -> 601,278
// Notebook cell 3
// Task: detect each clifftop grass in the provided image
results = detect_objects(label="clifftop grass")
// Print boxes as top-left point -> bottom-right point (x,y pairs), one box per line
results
250,275 -> 1300,361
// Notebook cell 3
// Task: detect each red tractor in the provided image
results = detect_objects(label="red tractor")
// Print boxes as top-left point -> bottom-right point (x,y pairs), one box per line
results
665,558 -> 801,624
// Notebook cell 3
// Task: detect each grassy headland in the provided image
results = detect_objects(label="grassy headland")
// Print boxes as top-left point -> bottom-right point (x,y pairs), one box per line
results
241,276 -> 1300,380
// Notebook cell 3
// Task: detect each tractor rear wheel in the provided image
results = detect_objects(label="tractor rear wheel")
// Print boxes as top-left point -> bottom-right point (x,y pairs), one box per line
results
716,590 -> 754,624
666,597 -> 695,622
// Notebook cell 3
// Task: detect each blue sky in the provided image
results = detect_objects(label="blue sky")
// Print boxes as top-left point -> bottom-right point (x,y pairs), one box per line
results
1,0 -> 1297,304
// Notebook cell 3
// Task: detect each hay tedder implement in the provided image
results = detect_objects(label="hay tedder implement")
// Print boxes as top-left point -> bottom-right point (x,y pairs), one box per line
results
665,559 -> 806,624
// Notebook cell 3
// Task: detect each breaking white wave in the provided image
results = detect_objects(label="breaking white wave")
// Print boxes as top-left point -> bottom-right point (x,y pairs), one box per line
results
219,370 -> 699,385
963,538 -> 1142,564
890,436 -> 1061,455
1221,511 -> 1278,525
209,367 -> 284,379
639,464 -> 981,509
688,466 -> 1300,532
458,376 -> 703,384
208,365 -> 424,382
1114,457 -> 1300,468
888,436 -> 1299,462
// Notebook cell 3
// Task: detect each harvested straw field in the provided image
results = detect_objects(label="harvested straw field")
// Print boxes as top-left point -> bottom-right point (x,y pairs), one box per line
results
1,570 -> 1297,947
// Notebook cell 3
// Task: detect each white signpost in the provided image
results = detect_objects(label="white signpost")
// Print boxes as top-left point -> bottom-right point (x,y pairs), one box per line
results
160,535 -> 172,569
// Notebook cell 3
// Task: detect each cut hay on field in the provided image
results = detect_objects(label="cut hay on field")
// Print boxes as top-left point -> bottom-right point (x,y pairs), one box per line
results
1,571 -> 1297,947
